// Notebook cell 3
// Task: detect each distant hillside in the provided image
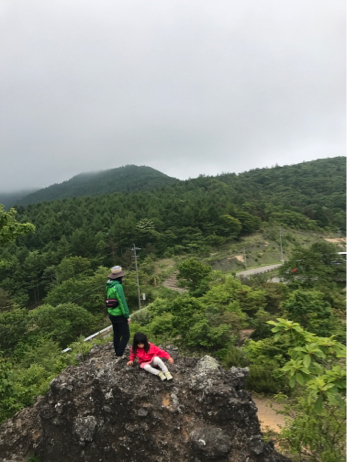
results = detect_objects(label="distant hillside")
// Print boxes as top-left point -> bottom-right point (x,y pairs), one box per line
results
0,155 -> 345,312
205,156 -> 346,228
16,165 -> 179,206
0,190 -> 38,209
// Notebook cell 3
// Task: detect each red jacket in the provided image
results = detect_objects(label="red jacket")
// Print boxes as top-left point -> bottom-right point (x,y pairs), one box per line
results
129,343 -> 170,365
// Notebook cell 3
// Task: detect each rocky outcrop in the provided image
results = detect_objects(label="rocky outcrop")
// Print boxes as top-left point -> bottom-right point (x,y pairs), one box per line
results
0,343 -> 290,462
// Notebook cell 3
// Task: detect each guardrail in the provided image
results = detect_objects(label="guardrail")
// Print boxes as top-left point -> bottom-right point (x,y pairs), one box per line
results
236,263 -> 283,279
62,325 -> 113,353
61,305 -> 150,353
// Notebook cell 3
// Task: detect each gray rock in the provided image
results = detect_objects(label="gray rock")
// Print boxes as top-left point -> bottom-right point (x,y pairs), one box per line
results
190,426 -> 232,459
137,408 -> 148,417
73,416 -> 97,442
0,342 -> 290,462
195,355 -> 220,373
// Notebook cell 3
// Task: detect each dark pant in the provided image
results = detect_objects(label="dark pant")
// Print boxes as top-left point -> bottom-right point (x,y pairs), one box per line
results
109,315 -> 130,356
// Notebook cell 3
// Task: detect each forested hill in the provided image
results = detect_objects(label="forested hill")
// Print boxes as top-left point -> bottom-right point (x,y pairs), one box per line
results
209,156 -> 346,227
7,157 -> 344,266
15,165 -> 179,206
0,190 -> 38,209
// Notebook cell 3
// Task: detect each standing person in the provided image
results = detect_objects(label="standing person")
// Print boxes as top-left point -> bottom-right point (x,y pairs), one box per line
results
127,332 -> 174,381
106,265 -> 131,357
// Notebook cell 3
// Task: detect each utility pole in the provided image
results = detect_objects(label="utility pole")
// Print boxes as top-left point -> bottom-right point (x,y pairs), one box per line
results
279,227 -> 284,262
243,247 -> 247,268
131,244 -> 141,310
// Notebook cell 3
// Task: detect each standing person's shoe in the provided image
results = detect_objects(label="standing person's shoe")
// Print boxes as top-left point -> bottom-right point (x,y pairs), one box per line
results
158,371 -> 167,381
164,371 -> 173,381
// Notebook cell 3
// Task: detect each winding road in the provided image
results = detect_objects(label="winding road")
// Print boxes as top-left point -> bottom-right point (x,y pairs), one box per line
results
236,263 -> 282,278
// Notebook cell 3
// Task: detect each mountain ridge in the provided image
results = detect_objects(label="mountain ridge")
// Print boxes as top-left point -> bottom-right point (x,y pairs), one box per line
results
2,157 -> 345,210
12,165 -> 179,207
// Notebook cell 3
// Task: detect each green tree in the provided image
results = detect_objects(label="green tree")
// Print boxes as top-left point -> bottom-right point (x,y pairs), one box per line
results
279,242 -> 345,289
0,308 -> 29,352
177,258 -> 212,296
54,256 -> 93,283
282,289 -> 342,338
216,215 -> 242,237
28,303 -> 97,348
44,271 -> 106,315
0,205 -> 35,247
268,318 -> 346,462
0,288 -> 14,312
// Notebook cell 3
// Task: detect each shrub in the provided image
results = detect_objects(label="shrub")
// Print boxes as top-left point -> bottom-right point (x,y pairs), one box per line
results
246,365 -> 287,394
222,345 -> 249,368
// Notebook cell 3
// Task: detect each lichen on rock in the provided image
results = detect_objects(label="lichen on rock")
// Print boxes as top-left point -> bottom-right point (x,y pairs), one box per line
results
0,343 -> 290,462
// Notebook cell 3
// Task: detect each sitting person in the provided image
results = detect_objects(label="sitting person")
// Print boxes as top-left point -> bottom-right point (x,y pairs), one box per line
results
127,332 -> 174,381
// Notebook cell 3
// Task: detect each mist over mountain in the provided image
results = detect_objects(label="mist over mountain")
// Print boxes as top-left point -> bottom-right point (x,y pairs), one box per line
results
14,165 -> 179,207
0,190 -> 38,209
4,157 -> 346,215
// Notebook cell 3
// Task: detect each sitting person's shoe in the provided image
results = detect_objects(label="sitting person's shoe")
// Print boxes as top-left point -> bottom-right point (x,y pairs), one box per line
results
164,371 -> 173,381
158,371 -> 166,381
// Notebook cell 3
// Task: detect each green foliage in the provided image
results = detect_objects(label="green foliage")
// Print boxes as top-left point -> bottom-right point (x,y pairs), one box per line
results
0,287 -> 14,312
0,308 -> 29,352
216,215 -> 242,237
0,205 -> 35,247
222,344 -> 249,368
44,268 -> 107,314
282,289 -> 342,338
246,365 -> 287,394
0,335 -> 107,424
242,337 -> 291,393
170,296 -> 205,334
15,338 -> 67,371
145,312 -> 174,338
249,308 -> 274,340
185,320 -> 231,349
271,211 -> 318,230
279,241 -> 346,289
27,303 -> 98,348
1,158 -> 344,309
177,258 -> 212,296
53,256 -> 93,283
130,307 -> 153,325
142,287 -> 246,351
202,275 -> 265,319
279,398 -> 346,461
269,318 -> 346,409
0,357 -> 16,422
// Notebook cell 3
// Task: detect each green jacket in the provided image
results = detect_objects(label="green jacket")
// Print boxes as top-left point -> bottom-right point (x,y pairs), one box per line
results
106,280 -> 130,319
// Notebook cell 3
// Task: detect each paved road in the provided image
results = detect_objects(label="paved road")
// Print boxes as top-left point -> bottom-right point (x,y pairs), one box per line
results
236,263 -> 282,278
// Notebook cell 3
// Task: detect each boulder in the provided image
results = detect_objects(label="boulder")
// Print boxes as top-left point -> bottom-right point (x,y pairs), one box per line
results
0,343 -> 290,462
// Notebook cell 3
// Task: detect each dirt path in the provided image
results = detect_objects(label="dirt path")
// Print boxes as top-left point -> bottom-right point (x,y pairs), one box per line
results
324,237 -> 346,245
252,397 -> 286,433
162,271 -> 187,293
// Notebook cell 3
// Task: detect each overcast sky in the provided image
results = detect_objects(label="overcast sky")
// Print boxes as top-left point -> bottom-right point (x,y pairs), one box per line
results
0,0 -> 345,192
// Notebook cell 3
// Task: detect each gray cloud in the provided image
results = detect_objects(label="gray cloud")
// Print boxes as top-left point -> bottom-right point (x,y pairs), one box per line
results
0,0 -> 345,191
